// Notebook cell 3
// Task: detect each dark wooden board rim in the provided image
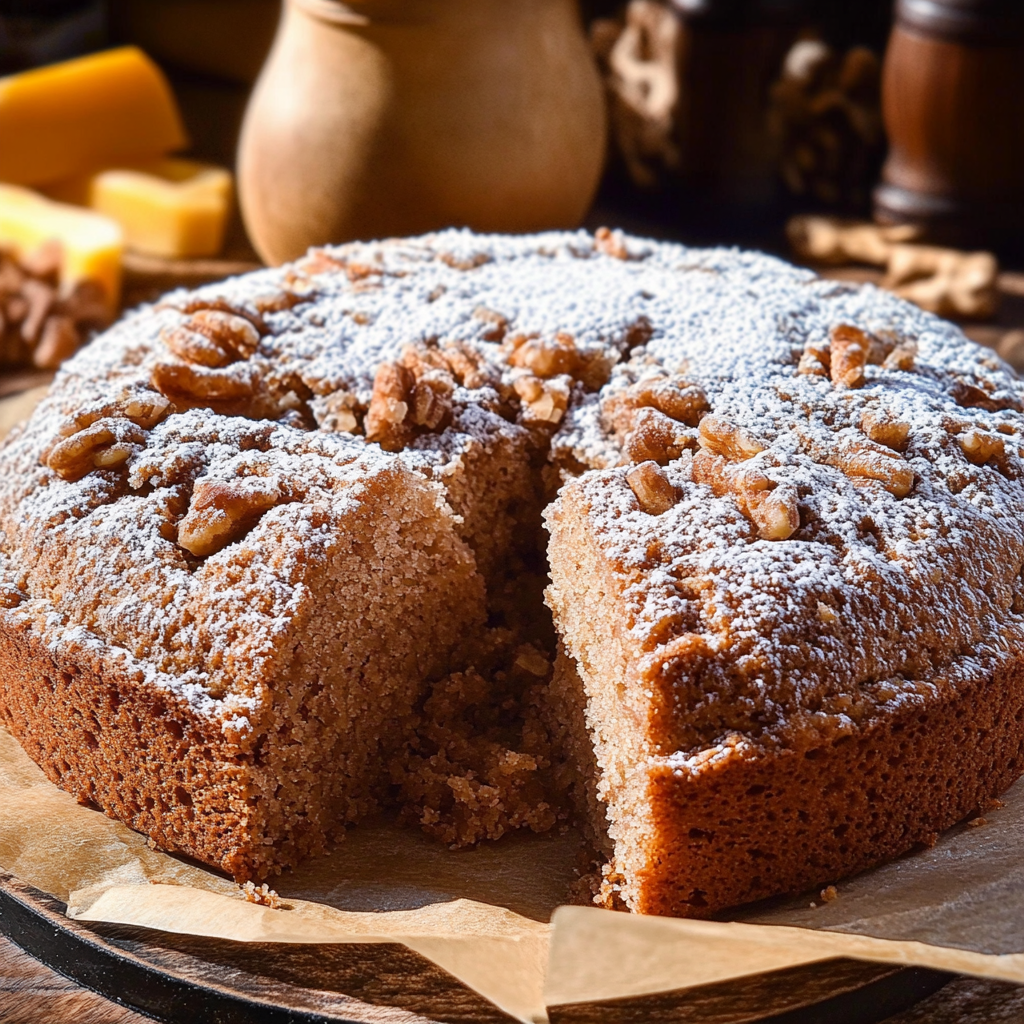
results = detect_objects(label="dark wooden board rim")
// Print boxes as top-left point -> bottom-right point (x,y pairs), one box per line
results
0,874 -> 360,1024
0,872 -> 956,1024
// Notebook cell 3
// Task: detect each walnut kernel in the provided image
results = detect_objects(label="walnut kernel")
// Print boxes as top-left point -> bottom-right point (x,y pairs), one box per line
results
514,374 -> 570,425
797,341 -> 830,377
697,415 -> 765,461
595,227 -> 630,260
692,452 -> 799,540
313,389 -> 360,434
883,341 -> 917,372
507,333 -> 580,379
364,345 -> 456,450
959,429 -> 1006,467
622,406 -> 696,465
151,361 -> 257,402
46,418 -> 146,481
364,361 -> 414,450
830,324 -> 867,388
626,461 -> 677,514
861,409 -> 910,451
177,478 -> 289,557
826,440 -> 914,497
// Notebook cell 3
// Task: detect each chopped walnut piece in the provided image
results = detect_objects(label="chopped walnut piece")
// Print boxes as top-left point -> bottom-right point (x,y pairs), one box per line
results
46,417 -> 146,481
160,311 -> 261,368
595,226 -> 630,260
121,391 -> 172,429
160,325 -> 230,367
826,440 -> 914,497
45,386 -> 170,477
250,289 -> 307,314
603,376 -> 710,439
296,249 -> 343,274
33,316 -> 79,370
863,330 -> 900,365
514,374 -> 571,425
157,297 -> 267,336
440,251 -> 492,271
312,389 -> 360,434
190,310 -> 261,358
439,340 -> 496,390
797,340 -> 830,377
817,601 -> 837,624
959,429 -> 1006,467
952,379 -> 1021,413
409,369 -> 454,429
365,361 -> 415,450
507,333 -> 580,379
861,409 -> 910,452
883,341 -> 917,372
178,477 -> 290,557
364,345 -> 456,450
514,644 -> 551,677
56,388 -> 171,439
151,360 -> 257,403
622,406 -> 696,464
692,451 -> 800,540
473,305 -> 508,342
697,414 -> 765,461
745,484 -> 801,540
829,324 -> 867,388
626,461 -> 677,514
19,277 -> 54,345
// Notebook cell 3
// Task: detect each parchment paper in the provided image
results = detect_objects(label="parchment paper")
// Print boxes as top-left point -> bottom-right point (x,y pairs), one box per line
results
3,390 -> 1024,1021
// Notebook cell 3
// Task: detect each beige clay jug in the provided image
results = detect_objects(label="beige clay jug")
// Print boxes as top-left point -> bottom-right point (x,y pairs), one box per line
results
237,0 -> 607,264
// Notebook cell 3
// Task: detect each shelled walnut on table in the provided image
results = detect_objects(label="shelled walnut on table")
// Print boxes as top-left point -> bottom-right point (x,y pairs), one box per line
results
0,244 -> 111,371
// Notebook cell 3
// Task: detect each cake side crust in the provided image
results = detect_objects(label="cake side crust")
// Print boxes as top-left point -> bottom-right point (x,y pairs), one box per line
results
633,654 -> 1024,916
0,611 -> 259,878
554,646 -> 1024,917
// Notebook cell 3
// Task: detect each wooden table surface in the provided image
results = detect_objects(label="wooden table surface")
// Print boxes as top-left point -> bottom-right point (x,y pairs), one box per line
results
0,930 -> 148,1024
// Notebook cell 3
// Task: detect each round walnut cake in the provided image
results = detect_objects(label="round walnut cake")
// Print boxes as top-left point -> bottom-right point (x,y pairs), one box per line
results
1,227 -> 1023,918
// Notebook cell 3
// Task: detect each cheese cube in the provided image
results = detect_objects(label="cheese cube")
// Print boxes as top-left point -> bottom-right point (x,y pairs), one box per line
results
46,159 -> 233,260
0,185 -> 122,313
0,47 -> 187,186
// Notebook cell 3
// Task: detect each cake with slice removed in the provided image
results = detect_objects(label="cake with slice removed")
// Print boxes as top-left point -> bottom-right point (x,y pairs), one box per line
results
1,228 -> 1023,917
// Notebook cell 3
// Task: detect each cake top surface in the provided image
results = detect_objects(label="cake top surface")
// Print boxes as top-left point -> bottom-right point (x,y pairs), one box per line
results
0,227 -> 1020,746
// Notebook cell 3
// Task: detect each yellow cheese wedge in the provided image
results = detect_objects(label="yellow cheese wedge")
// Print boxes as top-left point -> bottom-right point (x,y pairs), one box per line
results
0,185 -> 123,313
46,159 -> 233,260
0,47 -> 187,186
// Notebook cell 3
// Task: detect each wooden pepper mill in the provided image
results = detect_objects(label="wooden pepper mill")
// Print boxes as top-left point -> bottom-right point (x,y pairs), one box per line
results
874,0 -> 1024,251
670,0 -> 804,210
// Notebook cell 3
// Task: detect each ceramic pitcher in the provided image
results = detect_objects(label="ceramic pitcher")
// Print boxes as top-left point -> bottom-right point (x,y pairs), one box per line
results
237,0 -> 607,264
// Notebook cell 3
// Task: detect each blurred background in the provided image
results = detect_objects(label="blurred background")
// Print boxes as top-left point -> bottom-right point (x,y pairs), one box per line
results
0,0 -> 1022,403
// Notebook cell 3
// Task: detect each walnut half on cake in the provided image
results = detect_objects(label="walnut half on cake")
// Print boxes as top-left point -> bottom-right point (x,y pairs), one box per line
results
1,229 -> 1023,917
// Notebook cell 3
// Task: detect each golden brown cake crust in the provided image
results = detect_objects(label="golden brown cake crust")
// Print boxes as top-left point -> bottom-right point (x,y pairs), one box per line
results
560,650 -> 1024,916
0,611 -> 257,878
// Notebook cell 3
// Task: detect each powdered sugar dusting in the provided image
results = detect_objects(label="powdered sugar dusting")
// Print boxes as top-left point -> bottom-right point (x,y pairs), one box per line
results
550,243 -> 1024,756
2,228 -> 1020,757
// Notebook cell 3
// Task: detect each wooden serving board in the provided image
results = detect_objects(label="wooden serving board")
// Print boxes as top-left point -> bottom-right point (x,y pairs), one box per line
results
0,872 -> 956,1024
0,873 -> 512,1024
